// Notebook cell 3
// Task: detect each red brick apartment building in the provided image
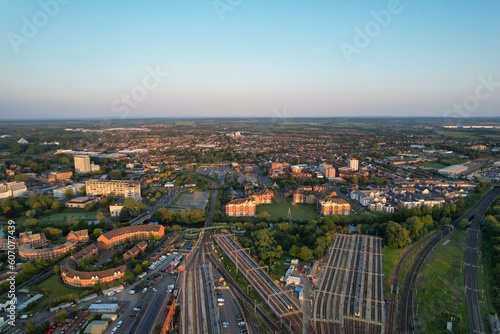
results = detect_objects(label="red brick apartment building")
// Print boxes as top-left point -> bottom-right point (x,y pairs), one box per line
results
225,198 -> 256,217
319,198 -> 351,216
123,240 -> 148,262
19,232 -> 50,248
70,244 -> 99,266
251,189 -> 273,204
97,225 -> 164,250
67,230 -> 89,243
61,264 -> 127,288
18,229 -> 90,261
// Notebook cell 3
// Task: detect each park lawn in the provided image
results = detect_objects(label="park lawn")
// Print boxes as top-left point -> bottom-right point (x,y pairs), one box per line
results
416,230 -> 468,334
256,200 -> 319,221
416,162 -> 447,169
34,274 -> 92,310
382,247 -> 405,300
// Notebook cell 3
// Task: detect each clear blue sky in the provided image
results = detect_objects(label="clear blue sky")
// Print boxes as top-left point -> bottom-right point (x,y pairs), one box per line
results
0,0 -> 499,120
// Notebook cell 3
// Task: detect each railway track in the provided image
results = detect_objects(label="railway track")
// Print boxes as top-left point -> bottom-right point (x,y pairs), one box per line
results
385,233 -> 434,334
311,234 -> 384,334
205,237 -> 283,333
214,232 -> 303,334
398,187 -> 500,333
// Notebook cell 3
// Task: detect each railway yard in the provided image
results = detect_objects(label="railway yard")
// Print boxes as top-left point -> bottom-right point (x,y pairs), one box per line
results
311,234 -> 385,334
213,232 -> 303,334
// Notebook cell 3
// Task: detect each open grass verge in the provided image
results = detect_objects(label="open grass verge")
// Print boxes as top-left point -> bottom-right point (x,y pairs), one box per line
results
416,229 -> 468,334
32,274 -> 92,310
256,200 -> 319,221
382,247 -> 405,300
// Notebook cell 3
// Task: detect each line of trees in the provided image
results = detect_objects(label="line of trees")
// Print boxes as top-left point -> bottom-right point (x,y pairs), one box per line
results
482,198 -> 500,310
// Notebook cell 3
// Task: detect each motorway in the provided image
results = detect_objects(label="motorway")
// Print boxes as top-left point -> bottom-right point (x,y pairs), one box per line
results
398,186 -> 500,333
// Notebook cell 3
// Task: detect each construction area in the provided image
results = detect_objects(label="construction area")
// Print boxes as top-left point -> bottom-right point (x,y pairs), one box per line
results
310,234 -> 386,334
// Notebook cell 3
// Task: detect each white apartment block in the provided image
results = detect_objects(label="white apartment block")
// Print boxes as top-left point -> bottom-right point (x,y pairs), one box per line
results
74,156 -> 100,174
319,164 -> 336,178
0,181 -> 27,199
85,180 -> 141,200
348,158 -> 359,171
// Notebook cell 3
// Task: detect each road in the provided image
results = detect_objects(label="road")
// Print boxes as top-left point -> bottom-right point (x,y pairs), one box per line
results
398,186 -> 500,333
332,185 -> 365,213
130,188 -> 183,225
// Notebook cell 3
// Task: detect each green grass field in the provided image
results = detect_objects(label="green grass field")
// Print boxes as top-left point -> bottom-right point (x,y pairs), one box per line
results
44,212 -> 98,220
256,200 -> 319,221
416,230 -> 468,334
416,162 -> 447,169
479,236 -> 497,320
34,274 -> 91,310
382,247 -> 405,300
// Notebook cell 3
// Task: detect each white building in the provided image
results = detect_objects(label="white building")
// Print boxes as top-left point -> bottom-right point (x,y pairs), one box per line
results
109,199 -> 125,217
85,180 -> 141,200
53,183 -> 85,199
75,156 -> 99,174
438,164 -> 468,177
347,158 -> 359,171
0,182 -> 27,199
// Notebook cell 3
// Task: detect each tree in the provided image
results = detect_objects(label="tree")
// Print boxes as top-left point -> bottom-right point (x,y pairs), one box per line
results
298,246 -> 314,261
108,170 -> 122,180
385,222 -> 410,249
26,321 -> 38,333
44,227 -> 63,241
289,245 -> 300,258
79,186 -> 86,195
134,265 -> 143,275
141,261 -> 150,271
459,218 -> 469,229
124,270 -> 135,284
23,263 -> 37,276
64,188 -> 74,199
96,211 -> 106,222
54,265 -> 60,275
258,211 -> 271,221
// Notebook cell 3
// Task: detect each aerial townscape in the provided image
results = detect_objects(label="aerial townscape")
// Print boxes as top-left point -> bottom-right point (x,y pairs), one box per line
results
0,118 -> 499,334
1,1 -> 500,334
